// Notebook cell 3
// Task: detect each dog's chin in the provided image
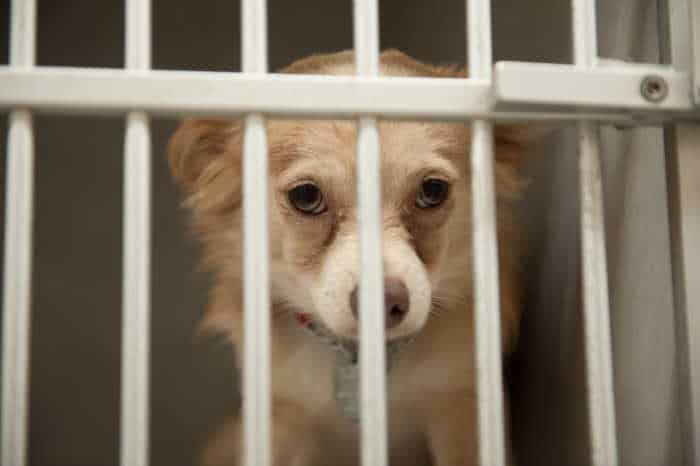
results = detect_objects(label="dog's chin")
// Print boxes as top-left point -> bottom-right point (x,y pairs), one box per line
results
386,323 -> 425,341
319,316 -> 427,343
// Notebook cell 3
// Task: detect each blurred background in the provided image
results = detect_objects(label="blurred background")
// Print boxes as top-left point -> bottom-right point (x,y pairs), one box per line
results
0,0 -> 682,464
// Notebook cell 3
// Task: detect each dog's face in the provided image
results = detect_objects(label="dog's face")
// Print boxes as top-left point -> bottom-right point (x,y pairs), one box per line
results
266,118 -> 469,340
169,51 -> 529,343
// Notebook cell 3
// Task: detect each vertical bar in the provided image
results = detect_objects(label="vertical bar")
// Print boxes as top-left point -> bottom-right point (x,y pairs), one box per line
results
664,123 -> 700,466
571,1 -> 619,465
577,123 -> 618,466
659,0 -> 700,463
241,1 -> 271,466
120,1 -> 152,466
353,2 -> 387,466
691,0 -> 700,103
2,1 -> 37,465
467,0 -> 506,465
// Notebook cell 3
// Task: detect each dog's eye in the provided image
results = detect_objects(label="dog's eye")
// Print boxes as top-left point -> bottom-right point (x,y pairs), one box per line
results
416,178 -> 449,209
288,183 -> 327,215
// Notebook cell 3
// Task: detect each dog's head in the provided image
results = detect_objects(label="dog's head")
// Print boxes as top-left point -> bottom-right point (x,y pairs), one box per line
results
169,50 -> 534,343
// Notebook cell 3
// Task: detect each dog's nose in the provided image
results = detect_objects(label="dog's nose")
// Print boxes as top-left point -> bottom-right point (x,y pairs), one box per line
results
349,278 -> 410,329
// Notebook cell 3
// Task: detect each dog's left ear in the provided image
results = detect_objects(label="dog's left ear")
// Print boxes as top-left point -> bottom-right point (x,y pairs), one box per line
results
168,118 -> 241,192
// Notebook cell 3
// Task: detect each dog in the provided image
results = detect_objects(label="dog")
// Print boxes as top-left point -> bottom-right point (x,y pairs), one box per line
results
169,50 -> 533,466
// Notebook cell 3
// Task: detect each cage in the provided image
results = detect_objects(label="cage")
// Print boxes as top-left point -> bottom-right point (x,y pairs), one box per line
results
0,0 -> 699,465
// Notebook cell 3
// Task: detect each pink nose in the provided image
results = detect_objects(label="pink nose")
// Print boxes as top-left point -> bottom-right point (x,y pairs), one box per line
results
349,278 -> 410,329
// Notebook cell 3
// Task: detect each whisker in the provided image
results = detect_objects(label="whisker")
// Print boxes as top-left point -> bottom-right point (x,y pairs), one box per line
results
429,301 -> 452,317
271,301 -> 299,320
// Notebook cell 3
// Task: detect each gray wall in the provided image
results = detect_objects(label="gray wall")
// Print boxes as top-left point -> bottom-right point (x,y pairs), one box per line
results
0,1 -> 682,465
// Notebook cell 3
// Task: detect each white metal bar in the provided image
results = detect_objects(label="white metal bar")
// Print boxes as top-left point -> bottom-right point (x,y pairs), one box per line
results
242,0 -> 268,74
356,116 -> 387,466
664,122 -> 700,466
572,0 -> 598,67
468,0 -> 493,81
120,1 -> 152,466
659,0 -> 700,463
467,0 -> 506,464
691,0 -> 700,103
242,114 -> 271,466
2,1 -> 36,465
354,0 -> 380,77
2,109 -> 34,466
470,122 -> 504,466
572,0 -> 619,465
0,67 -> 698,123
353,1 -> 388,466
120,111 -> 152,466
494,61 -> 694,111
577,121 -> 618,466
126,0 -> 151,70
0,69 -> 488,119
241,1 -> 271,466
8,1 -> 36,67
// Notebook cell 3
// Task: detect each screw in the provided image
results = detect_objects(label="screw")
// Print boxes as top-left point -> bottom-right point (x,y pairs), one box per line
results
640,75 -> 668,103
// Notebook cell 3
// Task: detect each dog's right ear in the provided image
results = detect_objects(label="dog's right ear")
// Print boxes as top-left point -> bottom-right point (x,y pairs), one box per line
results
168,118 -> 241,192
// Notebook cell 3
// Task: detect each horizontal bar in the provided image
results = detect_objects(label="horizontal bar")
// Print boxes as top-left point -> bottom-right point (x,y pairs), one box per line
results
0,67 -> 697,123
0,67 -> 487,118
494,61 -> 696,111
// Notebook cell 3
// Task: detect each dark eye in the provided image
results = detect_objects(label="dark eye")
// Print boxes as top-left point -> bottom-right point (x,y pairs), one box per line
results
416,178 -> 449,209
288,183 -> 327,215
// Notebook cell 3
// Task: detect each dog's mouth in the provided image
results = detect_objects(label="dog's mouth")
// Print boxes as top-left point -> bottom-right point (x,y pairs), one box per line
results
293,312 -> 413,364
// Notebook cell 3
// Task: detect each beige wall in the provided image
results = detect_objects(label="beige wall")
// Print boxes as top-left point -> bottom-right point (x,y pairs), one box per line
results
0,0 -> 683,465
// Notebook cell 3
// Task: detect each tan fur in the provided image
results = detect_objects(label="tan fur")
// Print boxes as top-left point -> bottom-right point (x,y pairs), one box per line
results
169,50 -> 532,466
